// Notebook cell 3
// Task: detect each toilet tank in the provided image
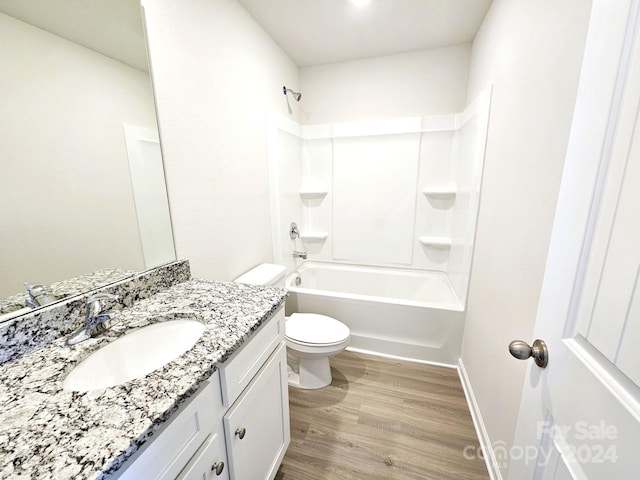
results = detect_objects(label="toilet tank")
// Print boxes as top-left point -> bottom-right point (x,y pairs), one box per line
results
234,263 -> 286,287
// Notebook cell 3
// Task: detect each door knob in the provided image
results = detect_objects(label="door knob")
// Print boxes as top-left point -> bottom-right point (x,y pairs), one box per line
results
235,427 -> 246,439
211,461 -> 224,475
508,339 -> 548,368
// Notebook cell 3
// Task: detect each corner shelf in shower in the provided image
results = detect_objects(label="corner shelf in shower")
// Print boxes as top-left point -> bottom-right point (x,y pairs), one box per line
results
421,188 -> 457,201
418,236 -> 452,249
300,231 -> 329,242
299,187 -> 328,200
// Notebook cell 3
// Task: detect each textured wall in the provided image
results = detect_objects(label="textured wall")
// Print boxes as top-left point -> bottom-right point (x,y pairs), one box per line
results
142,0 -> 299,281
460,0 -> 593,476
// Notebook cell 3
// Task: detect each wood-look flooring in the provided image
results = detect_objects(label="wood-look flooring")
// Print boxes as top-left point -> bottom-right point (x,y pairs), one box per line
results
276,350 -> 489,480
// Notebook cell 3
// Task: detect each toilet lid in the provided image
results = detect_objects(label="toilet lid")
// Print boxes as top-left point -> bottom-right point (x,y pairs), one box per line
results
286,313 -> 350,345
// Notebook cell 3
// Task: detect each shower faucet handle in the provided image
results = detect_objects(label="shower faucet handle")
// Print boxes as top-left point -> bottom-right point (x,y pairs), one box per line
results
290,222 -> 300,239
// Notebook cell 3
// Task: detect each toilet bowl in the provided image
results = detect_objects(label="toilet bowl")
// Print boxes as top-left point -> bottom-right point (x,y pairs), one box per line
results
234,263 -> 350,389
285,313 -> 350,389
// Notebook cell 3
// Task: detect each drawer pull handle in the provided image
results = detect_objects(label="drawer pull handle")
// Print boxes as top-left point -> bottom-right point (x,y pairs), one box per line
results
235,427 -> 246,439
211,461 -> 225,475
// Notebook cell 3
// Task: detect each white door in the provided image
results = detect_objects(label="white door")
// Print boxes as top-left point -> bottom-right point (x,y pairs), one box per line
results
508,0 -> 640,478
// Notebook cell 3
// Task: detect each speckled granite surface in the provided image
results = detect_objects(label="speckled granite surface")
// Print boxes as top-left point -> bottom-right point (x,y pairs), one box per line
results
0,260 -> 191,365
0,278 -> 287,479
0,268 -> 137,316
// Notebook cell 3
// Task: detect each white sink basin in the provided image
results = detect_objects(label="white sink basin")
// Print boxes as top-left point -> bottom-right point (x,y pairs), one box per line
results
62,319 -> 205,392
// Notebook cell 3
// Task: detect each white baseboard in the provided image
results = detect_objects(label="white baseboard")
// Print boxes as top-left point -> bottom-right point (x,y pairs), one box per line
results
457,358 -> 504,480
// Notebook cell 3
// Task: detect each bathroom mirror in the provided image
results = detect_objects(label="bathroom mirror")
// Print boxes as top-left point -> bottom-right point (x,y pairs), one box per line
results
0,0 -> 175,321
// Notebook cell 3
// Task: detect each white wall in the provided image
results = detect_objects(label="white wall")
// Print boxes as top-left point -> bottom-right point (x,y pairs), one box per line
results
299,45 -> 471,124
460,0 -> 593,476
142,0 -> 299,281
0,13 -> 156,297
332,132 -> 421,265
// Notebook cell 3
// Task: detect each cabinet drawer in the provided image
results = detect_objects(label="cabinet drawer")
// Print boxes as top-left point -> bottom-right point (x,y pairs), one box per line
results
115,374 -> 222,480
176,430 -> 229,480
218,307 -> 284,406
223,342 -> 290,480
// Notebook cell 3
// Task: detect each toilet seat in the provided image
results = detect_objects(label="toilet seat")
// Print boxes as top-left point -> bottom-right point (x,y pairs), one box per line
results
285,313 -> 350,346
286,336 -> 347,348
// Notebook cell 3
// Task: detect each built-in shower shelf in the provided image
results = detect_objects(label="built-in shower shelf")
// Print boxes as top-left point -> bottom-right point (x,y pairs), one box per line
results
421,188 -> 456,200
299,191 -> 328,200
299,185 -> 328,200
418,236 -> 452,249
300,231 -> 329,242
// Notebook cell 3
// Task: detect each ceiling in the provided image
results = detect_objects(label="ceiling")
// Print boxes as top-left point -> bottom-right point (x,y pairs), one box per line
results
1,0 -> 493,71
0,0 -> 148,72
237,0 -> 493,67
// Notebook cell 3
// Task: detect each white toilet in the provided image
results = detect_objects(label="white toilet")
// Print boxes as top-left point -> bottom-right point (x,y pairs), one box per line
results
235,263 -> 350,389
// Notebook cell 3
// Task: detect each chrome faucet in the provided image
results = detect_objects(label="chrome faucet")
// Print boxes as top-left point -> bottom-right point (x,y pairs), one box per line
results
24,283 -> 58,308
293,251 -> 307,260
65,293 -> 119,346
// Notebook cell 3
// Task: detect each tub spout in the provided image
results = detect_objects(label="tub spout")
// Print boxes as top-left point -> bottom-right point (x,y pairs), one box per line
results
293,251 -> 307,260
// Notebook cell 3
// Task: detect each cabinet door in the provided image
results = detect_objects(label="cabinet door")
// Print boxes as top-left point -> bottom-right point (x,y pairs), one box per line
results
115,378 -> 219,480
176,431 -> 229,480
223,342 -> 290,480
218,308 -> 285,407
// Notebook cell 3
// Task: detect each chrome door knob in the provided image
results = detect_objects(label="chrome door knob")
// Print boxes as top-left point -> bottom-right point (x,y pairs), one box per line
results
509,339 -> 548,368
235,427 -> 246,439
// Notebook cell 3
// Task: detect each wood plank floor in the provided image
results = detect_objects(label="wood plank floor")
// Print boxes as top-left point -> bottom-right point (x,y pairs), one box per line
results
276,350 -> 489,480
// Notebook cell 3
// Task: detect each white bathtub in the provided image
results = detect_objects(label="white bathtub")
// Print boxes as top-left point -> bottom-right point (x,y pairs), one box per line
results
285,262 -> 465,366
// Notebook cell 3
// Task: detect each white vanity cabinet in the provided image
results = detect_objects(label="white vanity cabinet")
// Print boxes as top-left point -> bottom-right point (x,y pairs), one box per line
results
222,342 -> 289,479
176,430 -> 229,480
114,307 -> 289,480
217,308 -> 290,480
114,374 -> 227,480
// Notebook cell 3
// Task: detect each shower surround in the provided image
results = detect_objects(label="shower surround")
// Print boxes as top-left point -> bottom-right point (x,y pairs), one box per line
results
267,89 -> 491,363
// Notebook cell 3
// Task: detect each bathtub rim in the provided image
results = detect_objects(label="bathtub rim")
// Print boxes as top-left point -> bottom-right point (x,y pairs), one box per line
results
286,261 -> 465,312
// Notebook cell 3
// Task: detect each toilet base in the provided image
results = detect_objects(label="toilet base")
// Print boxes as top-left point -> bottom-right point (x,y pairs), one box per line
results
287,355 -> 333,389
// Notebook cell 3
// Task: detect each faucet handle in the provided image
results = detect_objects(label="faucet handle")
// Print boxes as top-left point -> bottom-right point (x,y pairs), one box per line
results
87,293 -> 118,302
86,293 -> 118,306
85,293 -> 118,320
290,222 -> 300,240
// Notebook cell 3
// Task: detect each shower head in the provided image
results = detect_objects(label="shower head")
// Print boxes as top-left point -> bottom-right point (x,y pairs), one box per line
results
283,86 -> 302,102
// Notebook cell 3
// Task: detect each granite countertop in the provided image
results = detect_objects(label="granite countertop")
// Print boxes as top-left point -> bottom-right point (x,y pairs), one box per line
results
0,268 -> 137,316
0,278 -> 287,479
